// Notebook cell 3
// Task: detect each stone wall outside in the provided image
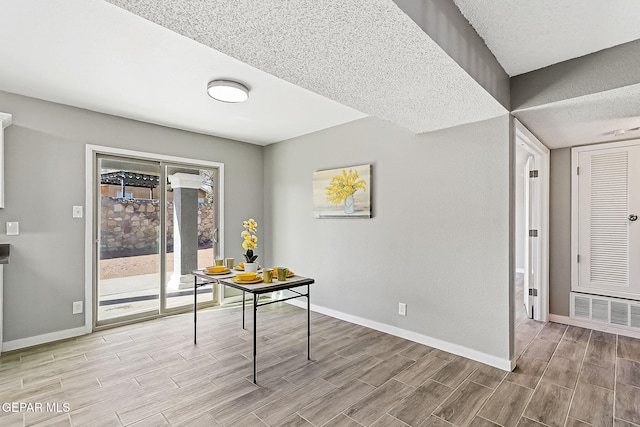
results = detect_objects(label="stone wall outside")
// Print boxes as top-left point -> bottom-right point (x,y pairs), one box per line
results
100,197 -> 214,259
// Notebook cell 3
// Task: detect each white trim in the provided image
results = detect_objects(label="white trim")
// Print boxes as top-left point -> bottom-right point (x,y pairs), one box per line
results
287,300 -> 515,372
0,113 -> 11,129
84,147 -> 94,333
515,119 -> 550,322
515,268 -> 525,274
0,112 -> 11,209
549,314 -> 640,340
85,144 -> 225,331
2,326 -> 87,353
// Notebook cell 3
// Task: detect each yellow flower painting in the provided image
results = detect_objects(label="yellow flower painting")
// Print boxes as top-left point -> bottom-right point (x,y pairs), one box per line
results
313,164 -> 371,218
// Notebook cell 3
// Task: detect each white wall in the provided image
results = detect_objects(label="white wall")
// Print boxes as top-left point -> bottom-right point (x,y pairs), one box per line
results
264,115 -> 513,367
0,90 -> 263,343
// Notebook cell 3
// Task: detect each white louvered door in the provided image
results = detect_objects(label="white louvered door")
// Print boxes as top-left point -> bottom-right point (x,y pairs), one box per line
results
576,144 -> 640,300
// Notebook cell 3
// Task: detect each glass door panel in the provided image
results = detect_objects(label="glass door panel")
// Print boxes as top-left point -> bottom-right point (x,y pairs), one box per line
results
96,156 -> 161,324
164,165 -> 219,310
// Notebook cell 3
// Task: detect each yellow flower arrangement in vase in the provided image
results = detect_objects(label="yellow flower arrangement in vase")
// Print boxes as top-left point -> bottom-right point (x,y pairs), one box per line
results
325,169 -> 367,214
241,218 -> 258,271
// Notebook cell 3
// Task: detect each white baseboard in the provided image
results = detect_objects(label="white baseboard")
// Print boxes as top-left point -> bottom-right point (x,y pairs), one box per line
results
549,314 -> 640,339
287,300 -> 515,372
2,326 -> 88,353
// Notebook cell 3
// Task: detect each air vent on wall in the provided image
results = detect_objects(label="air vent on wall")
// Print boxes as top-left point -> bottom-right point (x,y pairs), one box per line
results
571,292 -> 640,332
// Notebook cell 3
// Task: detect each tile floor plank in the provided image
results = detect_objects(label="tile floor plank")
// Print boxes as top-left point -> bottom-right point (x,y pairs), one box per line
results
388,379 -> 454,427
562,327 -> 591,346
617,358 -> 640,388
618,336 -> 640,363
523,381 -> 573,427
252,377 -> 335,426
344,379 -> 413,426
477,381 -> 533,427
505,357 -> 547,389
322,413 -> 366,427
297,379 -> 375,426
392,354 -> 449,387
615,382 -> 640,425
429,357 -> 481,388
433,381 -> 493,427
542,356 -> 581,389
579,361 -> 615,390
370,414 -> 410,427
467,364 -> 507,389
568,382 -> 614,427
357,355 -> 415,387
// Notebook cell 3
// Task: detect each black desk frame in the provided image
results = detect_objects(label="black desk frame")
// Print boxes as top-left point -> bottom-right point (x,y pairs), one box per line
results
192,272 -> 314,383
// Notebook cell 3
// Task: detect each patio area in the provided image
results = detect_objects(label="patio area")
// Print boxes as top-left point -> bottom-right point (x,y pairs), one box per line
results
98,249 -> 216,320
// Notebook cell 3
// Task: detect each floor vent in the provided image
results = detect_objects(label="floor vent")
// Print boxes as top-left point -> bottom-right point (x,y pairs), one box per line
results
571,292 -> 640,331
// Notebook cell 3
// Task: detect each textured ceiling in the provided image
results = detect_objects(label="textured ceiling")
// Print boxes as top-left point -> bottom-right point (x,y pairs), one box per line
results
514,84 -> 640,149
0,0 -> 366,145
454,0 -> 640,76
106,0 -> 507,134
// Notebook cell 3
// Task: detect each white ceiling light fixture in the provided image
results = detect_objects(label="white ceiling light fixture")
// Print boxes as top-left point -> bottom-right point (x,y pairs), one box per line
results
207,79 -> 249,103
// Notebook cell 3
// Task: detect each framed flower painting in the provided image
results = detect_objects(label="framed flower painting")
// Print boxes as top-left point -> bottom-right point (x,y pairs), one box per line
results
313,164 -> 371,218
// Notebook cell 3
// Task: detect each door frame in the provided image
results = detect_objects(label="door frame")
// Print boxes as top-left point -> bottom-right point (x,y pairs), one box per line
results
515,119 -> 550,322
85,145 -> 225,332
524,155 -> 535,318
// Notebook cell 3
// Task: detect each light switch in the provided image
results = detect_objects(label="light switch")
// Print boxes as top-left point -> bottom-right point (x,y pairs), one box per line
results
73,206 -> 83,218
6,222 -> 19,235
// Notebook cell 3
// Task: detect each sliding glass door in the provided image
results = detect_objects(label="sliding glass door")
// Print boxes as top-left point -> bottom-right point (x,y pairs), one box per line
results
94,154 -> 220,327
96,156 -> 161,323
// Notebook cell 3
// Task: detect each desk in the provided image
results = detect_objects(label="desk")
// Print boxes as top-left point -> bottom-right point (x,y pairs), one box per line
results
192,270 -> 314,383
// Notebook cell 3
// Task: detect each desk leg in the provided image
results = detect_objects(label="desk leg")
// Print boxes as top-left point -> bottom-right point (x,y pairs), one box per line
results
242,291 -> 246,329
193,276 -> 198,344
253,293 -> 258,384
307,285 -> 311,360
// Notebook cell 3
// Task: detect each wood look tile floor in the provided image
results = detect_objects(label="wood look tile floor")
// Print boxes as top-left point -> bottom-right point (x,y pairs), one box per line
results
1,303 -> 639,427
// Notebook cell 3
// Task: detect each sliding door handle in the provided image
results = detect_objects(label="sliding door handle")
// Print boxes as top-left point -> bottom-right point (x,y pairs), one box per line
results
629,214 -> 638,222
212,228 -> 219,243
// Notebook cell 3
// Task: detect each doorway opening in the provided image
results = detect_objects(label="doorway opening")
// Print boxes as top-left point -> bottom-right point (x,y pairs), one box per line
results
514,119 -> 550,324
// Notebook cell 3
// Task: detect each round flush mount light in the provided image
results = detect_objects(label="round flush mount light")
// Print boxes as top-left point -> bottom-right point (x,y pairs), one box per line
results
207,80 -> 249,103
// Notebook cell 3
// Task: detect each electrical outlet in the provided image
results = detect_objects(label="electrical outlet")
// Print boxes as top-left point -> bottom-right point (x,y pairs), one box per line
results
398,302 -> 407,316
72,206 -> 83,218
6,222 -> 19,235
72,301 -> 83,314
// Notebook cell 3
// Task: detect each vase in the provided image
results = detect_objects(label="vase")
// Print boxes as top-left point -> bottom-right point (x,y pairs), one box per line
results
244,262 -> 258,273
344,194 -> 355,214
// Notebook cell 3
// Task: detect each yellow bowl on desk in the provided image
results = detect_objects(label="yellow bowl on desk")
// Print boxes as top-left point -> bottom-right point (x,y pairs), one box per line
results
236,272 -> 258,281
206,265 -> 228,273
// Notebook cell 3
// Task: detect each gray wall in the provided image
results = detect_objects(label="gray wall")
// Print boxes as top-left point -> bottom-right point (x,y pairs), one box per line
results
0,90 -> 263,342
264,115 -> 512,361
549,148 -> 572,316
511,39 -> 640,110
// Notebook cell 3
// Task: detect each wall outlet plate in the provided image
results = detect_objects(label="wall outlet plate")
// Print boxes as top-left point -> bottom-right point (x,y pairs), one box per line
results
6,222 -> 18,235
72,301 -> 83,314
398,302 -> 407,316
72,206 -> 83,218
